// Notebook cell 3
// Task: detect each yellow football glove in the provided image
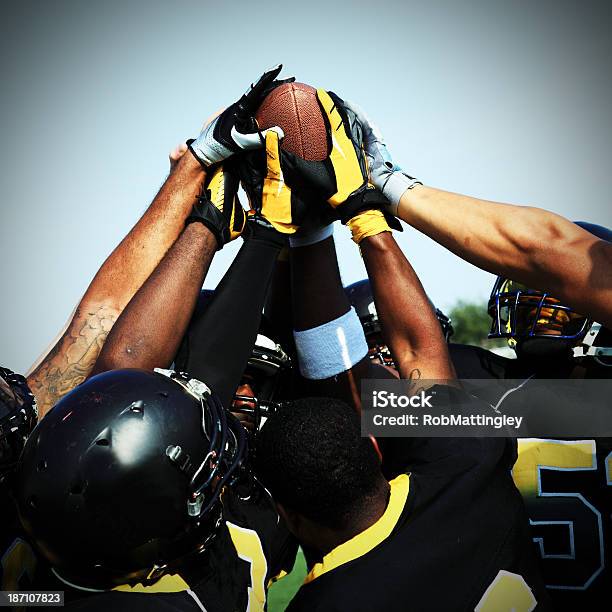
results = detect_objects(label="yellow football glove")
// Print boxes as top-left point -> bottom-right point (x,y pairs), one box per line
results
238,129 -> 333,235
260,130 -> 299,234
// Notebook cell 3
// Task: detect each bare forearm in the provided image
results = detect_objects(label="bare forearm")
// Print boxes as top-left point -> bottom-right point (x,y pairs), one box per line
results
397,185 -> 612,326
92,222 -> 217,374
27,303 -> 119,417
291,236 -> 349,330
81,153 -> 205,312
291,236 -> 367,409
26,155 -> 206,416
360,232 -> 455,382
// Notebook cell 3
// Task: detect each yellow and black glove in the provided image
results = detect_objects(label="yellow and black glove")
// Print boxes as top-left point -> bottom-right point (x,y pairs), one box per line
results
236,88 -> 399,234
238,129 -> 332,235
186,161 -> 246,249
278,88 -> 402,229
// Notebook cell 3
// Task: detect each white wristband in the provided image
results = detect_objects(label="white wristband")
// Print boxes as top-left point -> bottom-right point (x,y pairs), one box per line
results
383,173 -> 422,215
293,307 -> 368,380
289,224 -> 334,248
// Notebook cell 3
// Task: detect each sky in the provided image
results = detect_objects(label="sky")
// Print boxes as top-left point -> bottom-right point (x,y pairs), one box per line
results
1,0 -> 611,374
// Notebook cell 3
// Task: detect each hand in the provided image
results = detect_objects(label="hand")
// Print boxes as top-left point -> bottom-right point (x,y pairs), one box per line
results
342,100 -> 421,216
239,130 -> 333,235
169,141 -> 189,171
273,89 -> 401,229
189,64 -> 294,167
186,161 -> 245,249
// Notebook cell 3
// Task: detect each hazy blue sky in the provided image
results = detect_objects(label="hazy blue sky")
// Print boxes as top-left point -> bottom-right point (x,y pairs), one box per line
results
1,0 -> 611,373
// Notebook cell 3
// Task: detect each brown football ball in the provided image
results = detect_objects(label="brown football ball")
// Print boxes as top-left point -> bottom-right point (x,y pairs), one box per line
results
255,82 -> 328,161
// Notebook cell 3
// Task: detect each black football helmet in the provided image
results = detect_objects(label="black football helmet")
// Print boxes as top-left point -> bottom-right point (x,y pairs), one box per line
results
344,279 -> 454,368
488,221 -> 612,364
0,366 -> 37,480
15,368 -> 247,589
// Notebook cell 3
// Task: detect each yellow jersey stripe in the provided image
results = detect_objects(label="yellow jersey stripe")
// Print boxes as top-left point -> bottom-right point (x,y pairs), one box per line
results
304,473 -> 410,584
112,573 -> 190,593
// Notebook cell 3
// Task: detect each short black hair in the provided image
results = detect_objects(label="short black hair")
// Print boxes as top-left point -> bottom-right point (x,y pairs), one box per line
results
255,397 -> 383,530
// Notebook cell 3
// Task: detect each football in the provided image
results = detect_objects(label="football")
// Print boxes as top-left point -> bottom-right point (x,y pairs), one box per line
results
255,82 -> 328,161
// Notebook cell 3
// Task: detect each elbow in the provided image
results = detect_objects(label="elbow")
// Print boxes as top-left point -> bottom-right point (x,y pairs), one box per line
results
500,207 -> 573,273
500,207 -> 546,257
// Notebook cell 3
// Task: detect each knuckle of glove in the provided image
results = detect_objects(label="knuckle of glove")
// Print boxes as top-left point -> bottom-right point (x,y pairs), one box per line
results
192,127 -> 231,167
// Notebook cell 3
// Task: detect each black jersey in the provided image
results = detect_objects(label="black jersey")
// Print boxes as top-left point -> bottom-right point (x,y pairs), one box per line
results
1,488 -> 38,595
44,484 -> 296,611
449,343 -> 612,610
288,386 -> 550,612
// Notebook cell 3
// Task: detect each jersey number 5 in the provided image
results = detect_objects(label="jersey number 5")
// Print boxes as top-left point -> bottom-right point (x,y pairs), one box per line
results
512,439 -> 605,590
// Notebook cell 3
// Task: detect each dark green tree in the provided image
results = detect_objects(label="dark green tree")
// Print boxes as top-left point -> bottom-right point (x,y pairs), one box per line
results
448,300 -> 506,348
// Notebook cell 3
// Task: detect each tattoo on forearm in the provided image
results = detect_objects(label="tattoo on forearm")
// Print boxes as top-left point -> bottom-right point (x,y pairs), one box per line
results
27,304 -> 119,417
406,368 -> 423,394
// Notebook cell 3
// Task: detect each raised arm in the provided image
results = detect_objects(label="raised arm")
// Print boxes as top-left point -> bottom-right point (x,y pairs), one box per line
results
26,153 -> 205,416
290,227 -> 372,409
347,101 -> 612,330
91,157 -> 249,374
26,65 -> 291,416
396,187 -> 612,328
91,224 -> 218,374
360,231 -> 456,382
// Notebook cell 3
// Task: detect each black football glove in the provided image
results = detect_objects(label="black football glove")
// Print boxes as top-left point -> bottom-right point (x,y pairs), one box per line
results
186,161 -> 245,249
189,64 -> 295,167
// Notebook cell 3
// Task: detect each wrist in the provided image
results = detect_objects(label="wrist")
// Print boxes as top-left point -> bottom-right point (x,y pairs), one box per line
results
186,199 -> 228,250
359,228 -> 395,252
347,210 -> 391,244
178,148 -> 207,179
396,183 -> 429,223
384,173 -> 422,214
293,307 -> 368,379
184,218 -> 216,244
289,224 -> 334,248
245,216 -> 288,249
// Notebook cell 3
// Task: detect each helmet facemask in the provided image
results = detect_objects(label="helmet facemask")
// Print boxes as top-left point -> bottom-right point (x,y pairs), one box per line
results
487,277 -> 610,363
231,334 -> 292,434
0,367 -> 37,481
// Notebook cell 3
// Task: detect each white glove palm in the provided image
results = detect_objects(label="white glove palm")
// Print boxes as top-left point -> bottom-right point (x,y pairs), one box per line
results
189,65 -> 291,167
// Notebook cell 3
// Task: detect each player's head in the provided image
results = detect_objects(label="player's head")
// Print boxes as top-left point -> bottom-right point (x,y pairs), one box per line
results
488,221 -> 612,365
255,397 -> 386,548
0,366 -> 37,481
14,368 -> 246,589
232,331 -> 291,429
345,278 -> 454,368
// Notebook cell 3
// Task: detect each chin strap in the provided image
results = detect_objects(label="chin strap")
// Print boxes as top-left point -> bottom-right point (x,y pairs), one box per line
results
572,323 -> 612,365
